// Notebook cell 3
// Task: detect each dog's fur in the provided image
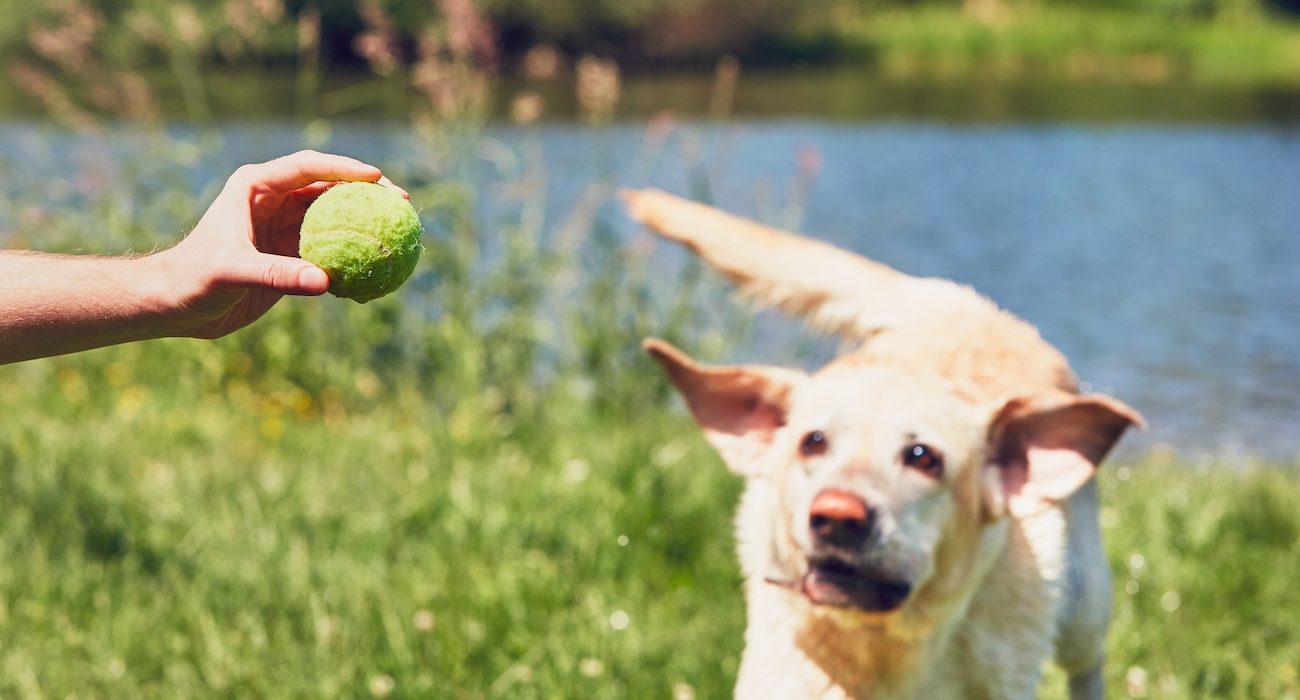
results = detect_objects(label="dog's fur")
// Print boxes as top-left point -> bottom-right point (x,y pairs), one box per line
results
626,189 -> 1142,699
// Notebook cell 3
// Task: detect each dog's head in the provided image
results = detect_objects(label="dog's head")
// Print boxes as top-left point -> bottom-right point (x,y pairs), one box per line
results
644,338 -> 1141,617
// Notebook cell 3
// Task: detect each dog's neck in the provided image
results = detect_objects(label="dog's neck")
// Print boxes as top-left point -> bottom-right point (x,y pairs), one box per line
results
737,580 -> 967,699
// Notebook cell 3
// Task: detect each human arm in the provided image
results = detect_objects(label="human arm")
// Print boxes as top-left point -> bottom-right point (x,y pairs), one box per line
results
0,150 -> 406,365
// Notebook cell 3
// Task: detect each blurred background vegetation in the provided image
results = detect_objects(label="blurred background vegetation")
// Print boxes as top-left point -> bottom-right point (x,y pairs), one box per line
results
1,0 -> 1298,698
3,0 -> 1300,124
2,0 -> 1300,70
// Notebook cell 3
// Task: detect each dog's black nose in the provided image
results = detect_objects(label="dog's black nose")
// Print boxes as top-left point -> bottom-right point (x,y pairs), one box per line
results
809,489 -> 875,549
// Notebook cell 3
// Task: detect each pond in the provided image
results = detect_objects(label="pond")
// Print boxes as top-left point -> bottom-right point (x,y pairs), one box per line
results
2,116 -> 1297,463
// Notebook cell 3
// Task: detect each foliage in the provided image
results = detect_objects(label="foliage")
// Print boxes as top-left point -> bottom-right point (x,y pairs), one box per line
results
832,6 -> 1300,84
0,0 -> 1297,82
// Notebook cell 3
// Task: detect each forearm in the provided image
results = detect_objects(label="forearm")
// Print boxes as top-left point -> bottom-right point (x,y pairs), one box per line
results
0,250 -> 179,364
0,153 -> 391,364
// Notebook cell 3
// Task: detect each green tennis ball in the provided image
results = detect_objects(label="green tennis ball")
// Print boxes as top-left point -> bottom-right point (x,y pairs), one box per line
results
299,181 -> 423,303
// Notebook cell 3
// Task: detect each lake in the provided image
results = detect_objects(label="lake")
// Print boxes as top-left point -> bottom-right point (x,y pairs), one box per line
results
2,117 -> 1297,463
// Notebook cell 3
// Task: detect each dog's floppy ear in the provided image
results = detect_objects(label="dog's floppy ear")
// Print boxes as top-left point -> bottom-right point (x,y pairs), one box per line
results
644,338 -> 801,477
985,391 -> 1144,519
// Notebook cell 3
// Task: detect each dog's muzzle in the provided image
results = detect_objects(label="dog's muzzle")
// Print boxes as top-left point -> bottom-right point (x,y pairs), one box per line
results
801,554 -> 913,612
795,489 -> 914,612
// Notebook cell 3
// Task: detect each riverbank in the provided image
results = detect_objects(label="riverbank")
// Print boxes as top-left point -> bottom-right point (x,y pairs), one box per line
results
3,4 -> 1300,125
6,67 -> 1300,124
819,7 -> 1300,86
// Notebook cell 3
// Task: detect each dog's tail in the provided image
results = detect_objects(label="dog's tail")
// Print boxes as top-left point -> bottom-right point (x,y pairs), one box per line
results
621,189 -> 995,339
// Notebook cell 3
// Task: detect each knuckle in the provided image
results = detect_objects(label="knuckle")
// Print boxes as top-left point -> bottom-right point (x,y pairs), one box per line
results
261,261 -> 288,289
227,163 -> 258,188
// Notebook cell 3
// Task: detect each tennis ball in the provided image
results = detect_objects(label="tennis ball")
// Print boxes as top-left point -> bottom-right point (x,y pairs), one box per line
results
299,181 -> 423,303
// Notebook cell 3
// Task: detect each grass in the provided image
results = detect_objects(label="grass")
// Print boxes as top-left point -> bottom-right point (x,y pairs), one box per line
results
828,6 -> 1300,86
1,337 -> 1298,698
1064,459 -> 1300,698
0,340 -> 738,692
0,339 -> 747,698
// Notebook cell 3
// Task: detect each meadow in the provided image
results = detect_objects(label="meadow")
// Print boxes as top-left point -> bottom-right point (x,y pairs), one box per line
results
2,312 -> 1298,698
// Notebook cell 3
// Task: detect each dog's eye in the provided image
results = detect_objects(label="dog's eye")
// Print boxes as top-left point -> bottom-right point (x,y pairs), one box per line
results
799,430 -> 828,457
902,443 -> 943,479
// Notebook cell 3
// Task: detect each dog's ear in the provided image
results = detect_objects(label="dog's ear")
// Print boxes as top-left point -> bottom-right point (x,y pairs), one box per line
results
985,391 -> 1144,519
644,338 -> 802,477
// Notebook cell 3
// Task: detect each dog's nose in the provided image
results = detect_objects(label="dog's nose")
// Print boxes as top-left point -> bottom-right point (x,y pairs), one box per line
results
809,489 -> 874,549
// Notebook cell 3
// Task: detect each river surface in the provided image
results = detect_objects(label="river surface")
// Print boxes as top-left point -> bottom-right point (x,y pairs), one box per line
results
2,118 -> 1297,462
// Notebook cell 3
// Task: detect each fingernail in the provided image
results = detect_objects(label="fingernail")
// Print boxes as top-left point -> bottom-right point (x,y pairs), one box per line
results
299,266 -> 329,289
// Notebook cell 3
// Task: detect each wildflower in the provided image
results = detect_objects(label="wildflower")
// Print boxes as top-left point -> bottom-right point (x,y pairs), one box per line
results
1125,665 -> 1149,698
28,0 -> 102,75
369,674 -> 395,697
355,0 -> 401,76
563,458 -> 590,483
297,7 -> 321,54
609,610 -> 629,630
170,3 -> 206,48
709,54 -> 741,119
441,0 -> 498,69
510,92 -> 545,125
413,609 -> 436,632
523,45 -> 561,80
576,56 -> 620,124
9,60 -> 93,129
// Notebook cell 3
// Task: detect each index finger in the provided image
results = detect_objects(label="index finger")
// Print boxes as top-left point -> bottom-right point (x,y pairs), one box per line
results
288,176 -> 410,202
235,150 -> 383,193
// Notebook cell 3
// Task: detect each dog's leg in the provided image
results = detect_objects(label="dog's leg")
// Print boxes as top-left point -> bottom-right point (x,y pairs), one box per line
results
622,188 -> 993,340
1068,665 -> 1105,700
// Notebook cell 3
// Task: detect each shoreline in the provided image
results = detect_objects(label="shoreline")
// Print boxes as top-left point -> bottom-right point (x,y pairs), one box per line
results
5,68 -> 1300,124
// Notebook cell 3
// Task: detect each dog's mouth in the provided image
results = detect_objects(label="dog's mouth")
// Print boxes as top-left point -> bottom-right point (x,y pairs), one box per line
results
797,555 -> 913,613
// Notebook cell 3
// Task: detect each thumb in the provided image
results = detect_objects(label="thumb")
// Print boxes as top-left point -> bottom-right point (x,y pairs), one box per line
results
231,253 -> 331,296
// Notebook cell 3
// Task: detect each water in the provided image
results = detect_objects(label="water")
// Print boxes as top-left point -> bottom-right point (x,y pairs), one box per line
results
2,119 -> 1297,462
692,123 -> 1300,463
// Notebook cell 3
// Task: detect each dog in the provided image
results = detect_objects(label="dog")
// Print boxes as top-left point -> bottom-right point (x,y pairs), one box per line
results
625,189 -> 1143,699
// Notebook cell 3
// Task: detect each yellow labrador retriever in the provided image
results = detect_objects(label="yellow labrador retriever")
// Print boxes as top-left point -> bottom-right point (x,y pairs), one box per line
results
625,190 -> 1142,700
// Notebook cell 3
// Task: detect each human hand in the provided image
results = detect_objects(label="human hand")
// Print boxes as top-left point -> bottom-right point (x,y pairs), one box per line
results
154,150 -> 409,339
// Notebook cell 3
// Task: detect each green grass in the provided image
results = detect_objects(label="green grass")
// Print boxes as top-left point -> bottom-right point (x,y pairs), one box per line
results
2,344 -> 1299,698
0,339 -> 749,698
831,6 -> 1300,85
1059,459 -> 1300,698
